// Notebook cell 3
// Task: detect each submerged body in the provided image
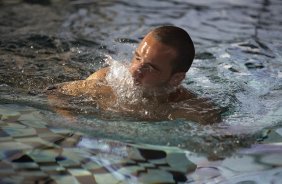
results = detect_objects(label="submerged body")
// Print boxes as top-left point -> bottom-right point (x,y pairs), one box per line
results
47,66 -> 221,124
47,26 -> 222,124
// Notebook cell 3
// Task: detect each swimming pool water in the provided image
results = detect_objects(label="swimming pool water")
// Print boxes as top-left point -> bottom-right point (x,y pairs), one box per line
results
0,0 -> 282,183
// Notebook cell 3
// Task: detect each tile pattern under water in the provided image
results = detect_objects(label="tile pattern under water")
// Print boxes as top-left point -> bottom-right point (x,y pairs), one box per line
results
1,104 -> 282,184
0,104 -> 197,184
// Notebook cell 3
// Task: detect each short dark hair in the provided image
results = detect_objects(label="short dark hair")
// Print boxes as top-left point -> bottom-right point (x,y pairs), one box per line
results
150,26 -> 195,73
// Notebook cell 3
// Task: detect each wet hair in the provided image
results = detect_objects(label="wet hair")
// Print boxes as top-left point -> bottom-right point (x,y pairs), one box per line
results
150,25 -> 195,73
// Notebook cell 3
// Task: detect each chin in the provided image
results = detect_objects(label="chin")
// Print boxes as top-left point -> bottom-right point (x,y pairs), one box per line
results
138,82 -> 152,88
134,80 -> 161,90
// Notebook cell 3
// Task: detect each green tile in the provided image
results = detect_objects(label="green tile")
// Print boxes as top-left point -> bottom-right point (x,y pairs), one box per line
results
139,169 -> 174,184
57,158 -> 80,167
17,138 -> 58,150
68,168 -> 92,176
166,152 -> 196,173
0,136 -> 13,142
40,165 -> 65,172
94,173 -> 125,184
0,112 -> 20,121
28,149 -> 59,163
18,112 -> 47,128
3,127 -> 37,137
50,128 -> 74,135
0,142 -> 32,150
146,158 -> 166,164
0,161 -> 14,172
222,155 -> 269,171
51,175 -> 80,184
81,161 -> 101,170
2,122 -> 26,129
62,149 -> 88,163
118,165 -> 143,175
275,128 -> 282,136
20,170 -> 48,177
13,162 -> 39,169
260,153 -> 282,166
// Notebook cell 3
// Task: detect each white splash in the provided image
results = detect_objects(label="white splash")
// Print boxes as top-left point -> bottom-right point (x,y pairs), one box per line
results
104,55 -> 145,106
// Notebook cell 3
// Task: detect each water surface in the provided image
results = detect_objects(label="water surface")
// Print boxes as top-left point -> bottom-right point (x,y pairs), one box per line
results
0,0 -> 282,183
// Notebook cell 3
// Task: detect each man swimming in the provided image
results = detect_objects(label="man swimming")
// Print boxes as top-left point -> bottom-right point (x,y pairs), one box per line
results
47,26 -> 222,124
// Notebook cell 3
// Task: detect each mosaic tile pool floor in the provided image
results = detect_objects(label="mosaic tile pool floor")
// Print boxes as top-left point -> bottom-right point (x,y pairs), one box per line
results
0,104 -> 198,184
1,104 -> 282,184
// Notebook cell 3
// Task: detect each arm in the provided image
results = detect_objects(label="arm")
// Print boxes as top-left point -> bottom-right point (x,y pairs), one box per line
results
46,66 -> 115,117
45,67 -> 111,121
86,67 -> 109,81
46,67 -> 110,96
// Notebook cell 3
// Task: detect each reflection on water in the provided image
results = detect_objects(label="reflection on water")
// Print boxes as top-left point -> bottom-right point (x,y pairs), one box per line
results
0,0 -> 282,183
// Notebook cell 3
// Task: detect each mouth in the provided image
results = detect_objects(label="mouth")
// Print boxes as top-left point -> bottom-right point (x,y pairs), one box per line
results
130,72 -> 142,86
132,78 -> 141,86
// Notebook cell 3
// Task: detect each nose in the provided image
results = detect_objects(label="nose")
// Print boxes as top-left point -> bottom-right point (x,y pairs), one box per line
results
130,63 -> 144,83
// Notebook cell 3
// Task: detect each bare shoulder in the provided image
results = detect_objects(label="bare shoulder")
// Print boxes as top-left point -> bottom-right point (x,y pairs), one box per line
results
169,86 -> 197,102
169,86 -> 222,124
86,67 -> 110,81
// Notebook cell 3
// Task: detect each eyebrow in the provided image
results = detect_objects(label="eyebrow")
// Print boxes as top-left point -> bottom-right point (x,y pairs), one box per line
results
134,50 -> 160,71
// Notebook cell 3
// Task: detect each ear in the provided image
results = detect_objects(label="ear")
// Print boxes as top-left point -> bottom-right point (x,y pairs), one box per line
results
169,72 -> 186,87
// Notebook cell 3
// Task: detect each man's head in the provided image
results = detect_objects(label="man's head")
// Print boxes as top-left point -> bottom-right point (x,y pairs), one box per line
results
129,25 -> 195,90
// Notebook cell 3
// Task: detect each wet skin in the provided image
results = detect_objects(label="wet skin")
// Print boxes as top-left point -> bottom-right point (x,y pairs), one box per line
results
129,33 -> 182,89
47,33 -> 222,124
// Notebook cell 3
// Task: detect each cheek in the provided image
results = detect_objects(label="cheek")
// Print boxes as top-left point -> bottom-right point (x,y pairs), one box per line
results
142,73 -> 163,85
129,61 -> 138,73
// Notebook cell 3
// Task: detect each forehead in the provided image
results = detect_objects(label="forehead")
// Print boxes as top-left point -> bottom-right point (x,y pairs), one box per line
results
136,34 -> 177,62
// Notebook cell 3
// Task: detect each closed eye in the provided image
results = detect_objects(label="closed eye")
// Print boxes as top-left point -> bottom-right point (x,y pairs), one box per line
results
146,64 -> 159,72
134,50 -> 160,72
144,64 -> 155,72
134,51 -> 141,61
